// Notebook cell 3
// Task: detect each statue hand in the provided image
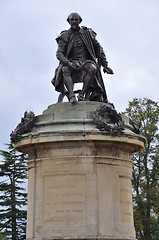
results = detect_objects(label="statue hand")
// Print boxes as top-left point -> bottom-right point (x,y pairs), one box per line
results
103,67 -> 114,74
67,61 -> 77,70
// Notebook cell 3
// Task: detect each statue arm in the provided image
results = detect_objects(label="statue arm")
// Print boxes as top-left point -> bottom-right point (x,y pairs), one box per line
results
98,47 -> 108,68
95,42 -> 114,75
56,39 -> 69,65
89,29 -> 114,75
56,38 -> 77,70
99,47 -> 113,74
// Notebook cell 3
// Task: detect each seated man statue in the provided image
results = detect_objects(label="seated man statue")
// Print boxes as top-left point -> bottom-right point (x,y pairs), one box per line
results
52,12 -> 114,104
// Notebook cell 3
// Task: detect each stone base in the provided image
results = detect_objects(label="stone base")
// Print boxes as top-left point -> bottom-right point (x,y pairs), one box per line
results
26,141 -> 137,240
14,102 -> 144,240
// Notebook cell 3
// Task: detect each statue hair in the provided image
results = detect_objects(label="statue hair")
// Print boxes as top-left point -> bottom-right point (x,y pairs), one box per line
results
67,12 -> 82,23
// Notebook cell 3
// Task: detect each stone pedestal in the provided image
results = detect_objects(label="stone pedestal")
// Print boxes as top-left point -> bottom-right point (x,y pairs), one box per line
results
14,102 -> 145,240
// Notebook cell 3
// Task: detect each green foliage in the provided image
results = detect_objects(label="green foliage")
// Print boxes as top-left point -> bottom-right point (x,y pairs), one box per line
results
0,143 -> 28,240
124,98 -> 159,240
153,215 -> 159,240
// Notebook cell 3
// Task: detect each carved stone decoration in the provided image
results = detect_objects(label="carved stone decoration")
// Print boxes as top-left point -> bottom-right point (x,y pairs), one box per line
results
14,102 -> 145,240
10,111 -> 35,143
92,104 -> 125,136
129,118 -> 141,134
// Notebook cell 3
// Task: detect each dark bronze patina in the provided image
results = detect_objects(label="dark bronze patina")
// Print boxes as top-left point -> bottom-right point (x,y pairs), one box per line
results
52,12 -> 114,104
92,104 -> 125,136
10,111 -> 35,143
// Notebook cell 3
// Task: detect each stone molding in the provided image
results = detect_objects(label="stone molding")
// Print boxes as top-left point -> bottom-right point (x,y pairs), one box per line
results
13,102 -> 144,240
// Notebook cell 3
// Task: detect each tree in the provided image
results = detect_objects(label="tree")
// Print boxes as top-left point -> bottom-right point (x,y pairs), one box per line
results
0,143 -> 28,240
124,98 -> 159,240
154,215 -> 159,240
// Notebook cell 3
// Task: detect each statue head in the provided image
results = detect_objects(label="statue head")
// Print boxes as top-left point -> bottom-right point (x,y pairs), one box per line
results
67,12 -> 82,30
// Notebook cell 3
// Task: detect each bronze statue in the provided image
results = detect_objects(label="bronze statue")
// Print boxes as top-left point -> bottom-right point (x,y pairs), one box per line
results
52,12 -> 114,104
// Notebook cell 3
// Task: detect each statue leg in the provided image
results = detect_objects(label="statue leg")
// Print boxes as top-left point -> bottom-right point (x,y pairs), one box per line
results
62,66 -> 76,104
78,63 -> 97,101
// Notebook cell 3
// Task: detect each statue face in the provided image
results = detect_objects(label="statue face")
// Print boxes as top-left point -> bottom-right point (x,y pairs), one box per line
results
68,13 -> 81,30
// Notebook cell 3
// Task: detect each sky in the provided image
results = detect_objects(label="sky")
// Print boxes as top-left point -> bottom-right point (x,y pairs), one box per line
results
0,0 -> 159,151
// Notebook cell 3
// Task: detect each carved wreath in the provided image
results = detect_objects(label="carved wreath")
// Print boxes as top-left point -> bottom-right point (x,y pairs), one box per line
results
10,111 -> 35,143
92,104 -> 125,136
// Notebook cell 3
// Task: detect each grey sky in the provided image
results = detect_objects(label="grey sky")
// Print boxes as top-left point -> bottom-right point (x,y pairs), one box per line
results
0,0 -> 159,150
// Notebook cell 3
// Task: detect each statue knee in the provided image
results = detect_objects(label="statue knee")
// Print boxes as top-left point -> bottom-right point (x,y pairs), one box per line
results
62,66 -> 70,76
85,63 -> 97,75
89,64 -> 97,75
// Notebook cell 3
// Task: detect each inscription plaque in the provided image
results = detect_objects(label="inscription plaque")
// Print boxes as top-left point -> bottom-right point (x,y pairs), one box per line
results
43,174 -> 86,224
